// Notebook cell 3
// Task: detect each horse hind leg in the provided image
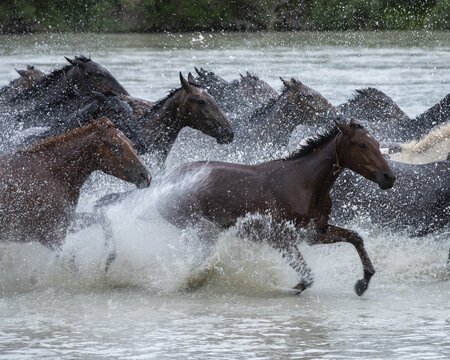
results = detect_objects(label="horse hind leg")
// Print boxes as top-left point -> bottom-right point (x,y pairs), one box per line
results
275,243 -> 313,295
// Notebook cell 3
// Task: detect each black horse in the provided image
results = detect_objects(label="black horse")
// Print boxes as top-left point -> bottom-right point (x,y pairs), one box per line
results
0,56 -> 130,150
331,159 -> 449,237
193,67 -> 278,120
339,88 -> 450,142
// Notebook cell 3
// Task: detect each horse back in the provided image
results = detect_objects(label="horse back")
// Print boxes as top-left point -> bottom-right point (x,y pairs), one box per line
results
159,160 -> 317,229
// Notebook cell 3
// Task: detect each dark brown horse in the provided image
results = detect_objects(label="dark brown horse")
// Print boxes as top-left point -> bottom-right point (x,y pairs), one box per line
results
122,72 -> 234,164
0,117 -> 150,249
158,120 -> 395,296
225,77 -> 340,155
0,65 -> 45,101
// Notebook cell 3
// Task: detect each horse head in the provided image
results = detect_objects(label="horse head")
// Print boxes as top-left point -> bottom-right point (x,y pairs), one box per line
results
64,56 -> 129,95
280,77 -> 338,126
236,72 -> 278,106
336,119 -> 395,190
340,88 -> 409,123
178,72 -> 234,144
92,117 -> 151,189
15,65 -> 45,86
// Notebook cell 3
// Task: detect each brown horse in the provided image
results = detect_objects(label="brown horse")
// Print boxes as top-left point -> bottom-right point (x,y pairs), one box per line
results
158,120 -> 395,296
0,117 -> 150,249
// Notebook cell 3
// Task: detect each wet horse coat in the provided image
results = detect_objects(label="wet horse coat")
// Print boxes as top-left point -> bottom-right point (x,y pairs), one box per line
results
0,117 -> 150,248
158,120 -> 395,296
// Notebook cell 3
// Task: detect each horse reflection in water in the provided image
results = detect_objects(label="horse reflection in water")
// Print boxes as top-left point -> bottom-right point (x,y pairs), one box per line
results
158,120 -> 395,296
0,117 -> 150,255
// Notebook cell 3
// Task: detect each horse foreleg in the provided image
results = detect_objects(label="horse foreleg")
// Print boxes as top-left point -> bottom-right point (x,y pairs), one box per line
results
272,242 -> 313,295
313,225 -> 375,296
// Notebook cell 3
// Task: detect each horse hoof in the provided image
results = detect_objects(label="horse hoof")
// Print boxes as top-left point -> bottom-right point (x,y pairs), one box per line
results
292,279 -> 312,295
354,279 -> 368,296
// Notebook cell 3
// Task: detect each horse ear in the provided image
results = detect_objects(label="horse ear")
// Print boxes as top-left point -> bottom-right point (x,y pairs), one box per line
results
65,56 -> 77,66
349,118 -> 360,127
92,116 -> 114,129
280,77 -> 290,89
187,72 -> 196,85
180,72 -> 193,93
335,121 -> 353,136
15,69 -> 28,78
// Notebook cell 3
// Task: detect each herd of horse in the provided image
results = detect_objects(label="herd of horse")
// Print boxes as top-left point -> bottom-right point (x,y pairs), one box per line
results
0,56 -> 448,296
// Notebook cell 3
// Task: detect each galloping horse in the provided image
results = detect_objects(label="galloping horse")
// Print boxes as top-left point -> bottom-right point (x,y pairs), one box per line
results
0,56 -> 129,146
157,120 -> 395,296
339,88 -> 450,142
0,117 -> 150,249
193,67 -> 278,119
122,72 -> 234,164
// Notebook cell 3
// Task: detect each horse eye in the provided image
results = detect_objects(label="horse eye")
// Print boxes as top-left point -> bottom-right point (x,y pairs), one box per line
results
110,144 -> 121,153
359,143 -> 366,149
197,99 -> 206,106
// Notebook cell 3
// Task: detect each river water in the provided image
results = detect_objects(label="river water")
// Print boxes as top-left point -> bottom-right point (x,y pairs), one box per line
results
0,32 -> 449,359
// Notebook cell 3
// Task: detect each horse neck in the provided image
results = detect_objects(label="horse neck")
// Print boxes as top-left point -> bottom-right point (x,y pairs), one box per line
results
264,93 -> 299,145
288,134 -> 343,199
33,131 -> 99,194
139,89 -> 186,161
17,69 -> 77,112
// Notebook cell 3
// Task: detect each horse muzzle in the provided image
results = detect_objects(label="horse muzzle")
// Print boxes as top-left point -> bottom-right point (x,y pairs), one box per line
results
375,169 -> 396,190
216,127 -> 234,144
134,172 -> 152,189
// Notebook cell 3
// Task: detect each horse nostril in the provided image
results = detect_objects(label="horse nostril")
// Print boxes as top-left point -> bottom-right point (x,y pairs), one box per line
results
384,172 -> 396,184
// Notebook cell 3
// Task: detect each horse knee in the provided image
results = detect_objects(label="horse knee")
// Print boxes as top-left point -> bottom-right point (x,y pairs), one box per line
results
348,230 -> 364,247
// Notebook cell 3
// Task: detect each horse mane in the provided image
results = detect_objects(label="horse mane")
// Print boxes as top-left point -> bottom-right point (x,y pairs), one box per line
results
348,88 -> 381,103
140,83 -> 203,117
19,56 -> 91,99
248,81 -> 299,122
283,122 -> 364,161
241,72 -> 261,82
401,122 -> 450,153
19,122 -> 97,153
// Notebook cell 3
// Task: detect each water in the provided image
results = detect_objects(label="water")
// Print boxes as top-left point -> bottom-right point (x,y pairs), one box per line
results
0,32 -> 449,359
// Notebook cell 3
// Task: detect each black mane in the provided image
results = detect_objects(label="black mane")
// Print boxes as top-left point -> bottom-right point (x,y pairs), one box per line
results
139,83 -> 203,119
247,83 -> 292,122
19,56 -> 91,100
283,122 -> 364,160
149,88 -> 181,112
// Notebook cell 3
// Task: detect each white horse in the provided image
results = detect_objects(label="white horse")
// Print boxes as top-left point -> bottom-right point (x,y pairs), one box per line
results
388,122 -> 450,164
